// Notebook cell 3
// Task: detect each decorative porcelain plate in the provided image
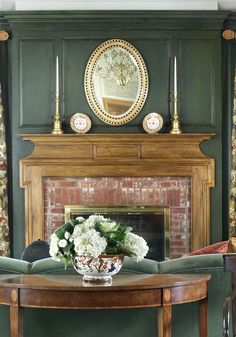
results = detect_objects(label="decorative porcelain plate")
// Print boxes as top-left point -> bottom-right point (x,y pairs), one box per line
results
142,112 -> 163,134
70,113 -> 92,134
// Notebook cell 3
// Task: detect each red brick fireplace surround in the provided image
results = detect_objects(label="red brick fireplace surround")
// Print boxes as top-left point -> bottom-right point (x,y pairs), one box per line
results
20,133 -> 214,257
44,176 -> 191,259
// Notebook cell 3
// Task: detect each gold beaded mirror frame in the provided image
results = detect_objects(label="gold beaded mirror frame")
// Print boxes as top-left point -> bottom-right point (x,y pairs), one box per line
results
84,39 -> 149,125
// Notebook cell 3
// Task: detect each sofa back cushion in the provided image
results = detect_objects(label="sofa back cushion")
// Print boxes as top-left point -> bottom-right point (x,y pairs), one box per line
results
159,254 -> 223,273
0,257 -> 30,274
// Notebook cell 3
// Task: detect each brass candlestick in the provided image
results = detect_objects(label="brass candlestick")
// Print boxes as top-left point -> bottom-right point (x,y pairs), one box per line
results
170,56 -> 182,134
51,56 -> 63,134
170,92 -> 182,134
51,92 -> 63,134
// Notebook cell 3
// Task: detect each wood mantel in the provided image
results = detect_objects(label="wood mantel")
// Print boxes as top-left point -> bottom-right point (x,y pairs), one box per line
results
20,133 -> 215,251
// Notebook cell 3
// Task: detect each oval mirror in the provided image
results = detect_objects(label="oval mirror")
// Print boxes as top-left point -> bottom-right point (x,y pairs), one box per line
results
84,39 -> 149,125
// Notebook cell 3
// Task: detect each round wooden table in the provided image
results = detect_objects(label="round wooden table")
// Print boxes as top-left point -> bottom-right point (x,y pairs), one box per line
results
0,273 -> 211,337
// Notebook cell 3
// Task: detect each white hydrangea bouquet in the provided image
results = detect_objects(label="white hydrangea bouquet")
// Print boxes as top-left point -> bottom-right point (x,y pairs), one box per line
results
49,214 -> 149,267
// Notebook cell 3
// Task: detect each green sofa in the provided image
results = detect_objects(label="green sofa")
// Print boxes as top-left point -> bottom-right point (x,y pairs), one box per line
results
0,254 -> 231,337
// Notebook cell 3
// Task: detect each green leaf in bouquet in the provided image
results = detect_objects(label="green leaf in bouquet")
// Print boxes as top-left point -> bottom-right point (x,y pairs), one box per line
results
108,238 -> 119,247
63,242 -> 74,255
104,231 -> 118,239
64,255 -> 73,270
55,219 -> 76,239
114,230 -> 128,242
95,222 -> 103,234
105,246 -> 119,255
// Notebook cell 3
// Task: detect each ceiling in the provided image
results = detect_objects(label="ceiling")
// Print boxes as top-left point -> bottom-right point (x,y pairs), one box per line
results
0,0 -> 235,11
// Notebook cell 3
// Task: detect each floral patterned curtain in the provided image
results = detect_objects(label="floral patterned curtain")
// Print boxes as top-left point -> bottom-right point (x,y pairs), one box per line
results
230,66 -> 236,237
0,87 -> 10,255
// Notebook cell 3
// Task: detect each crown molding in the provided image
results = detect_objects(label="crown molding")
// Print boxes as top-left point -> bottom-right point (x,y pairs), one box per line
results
2,10 -> 229,32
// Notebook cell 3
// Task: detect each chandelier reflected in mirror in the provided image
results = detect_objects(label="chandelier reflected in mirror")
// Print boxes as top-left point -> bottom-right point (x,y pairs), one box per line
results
96,47 -> 138,87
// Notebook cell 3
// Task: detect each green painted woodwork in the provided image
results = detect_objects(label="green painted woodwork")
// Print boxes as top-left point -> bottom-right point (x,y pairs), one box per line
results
180,38 -> 217,128
0,10 -> 231,257
11,34 -> 223,134
19,40 -> 54,127
225,13 -> 236,29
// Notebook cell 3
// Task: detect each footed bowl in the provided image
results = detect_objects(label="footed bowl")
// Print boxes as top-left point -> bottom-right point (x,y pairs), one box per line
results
72,254 -> 124,283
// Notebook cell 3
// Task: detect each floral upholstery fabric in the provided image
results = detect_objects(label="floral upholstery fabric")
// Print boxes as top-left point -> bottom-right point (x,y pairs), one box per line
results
0,90 -> 10,256
230,66 -> 236,237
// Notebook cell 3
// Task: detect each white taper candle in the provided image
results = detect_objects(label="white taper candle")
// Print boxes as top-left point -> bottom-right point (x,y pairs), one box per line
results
174,56 -> 177,93
56,56 -> 59,93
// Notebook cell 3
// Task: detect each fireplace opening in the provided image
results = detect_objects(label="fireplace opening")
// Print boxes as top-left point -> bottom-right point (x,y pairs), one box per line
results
64,205 -> 170,261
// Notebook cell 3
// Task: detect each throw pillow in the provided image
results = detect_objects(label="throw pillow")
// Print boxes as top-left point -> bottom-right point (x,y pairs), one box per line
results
188,241 -> 228,255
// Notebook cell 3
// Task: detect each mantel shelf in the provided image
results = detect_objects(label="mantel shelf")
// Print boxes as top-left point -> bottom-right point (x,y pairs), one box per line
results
20,133 -> 215,142
19,133 -> 215,161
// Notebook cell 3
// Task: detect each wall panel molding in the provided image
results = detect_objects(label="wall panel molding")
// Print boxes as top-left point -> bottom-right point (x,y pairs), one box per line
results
19,38 -> 55,128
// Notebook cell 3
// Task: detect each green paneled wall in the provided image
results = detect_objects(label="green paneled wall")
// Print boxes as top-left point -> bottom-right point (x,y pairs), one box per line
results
0,11 -> 230,257
19,40 -> 54,127
180,38 -> 216,128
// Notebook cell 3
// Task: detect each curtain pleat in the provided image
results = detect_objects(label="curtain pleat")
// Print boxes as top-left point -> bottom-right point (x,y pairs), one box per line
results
0,87 -> 10,255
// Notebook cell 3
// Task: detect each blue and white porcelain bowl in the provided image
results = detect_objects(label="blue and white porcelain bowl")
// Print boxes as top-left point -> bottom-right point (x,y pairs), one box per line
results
72,254 -> 124,282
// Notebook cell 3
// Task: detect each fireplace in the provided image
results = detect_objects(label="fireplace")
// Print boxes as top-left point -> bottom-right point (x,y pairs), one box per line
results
44,176 -> 191,259
20,133 -> 215,258
64,205 -> 170,261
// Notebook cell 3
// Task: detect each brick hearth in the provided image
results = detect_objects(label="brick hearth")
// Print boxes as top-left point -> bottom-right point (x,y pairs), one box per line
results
44,176 -> 191,259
